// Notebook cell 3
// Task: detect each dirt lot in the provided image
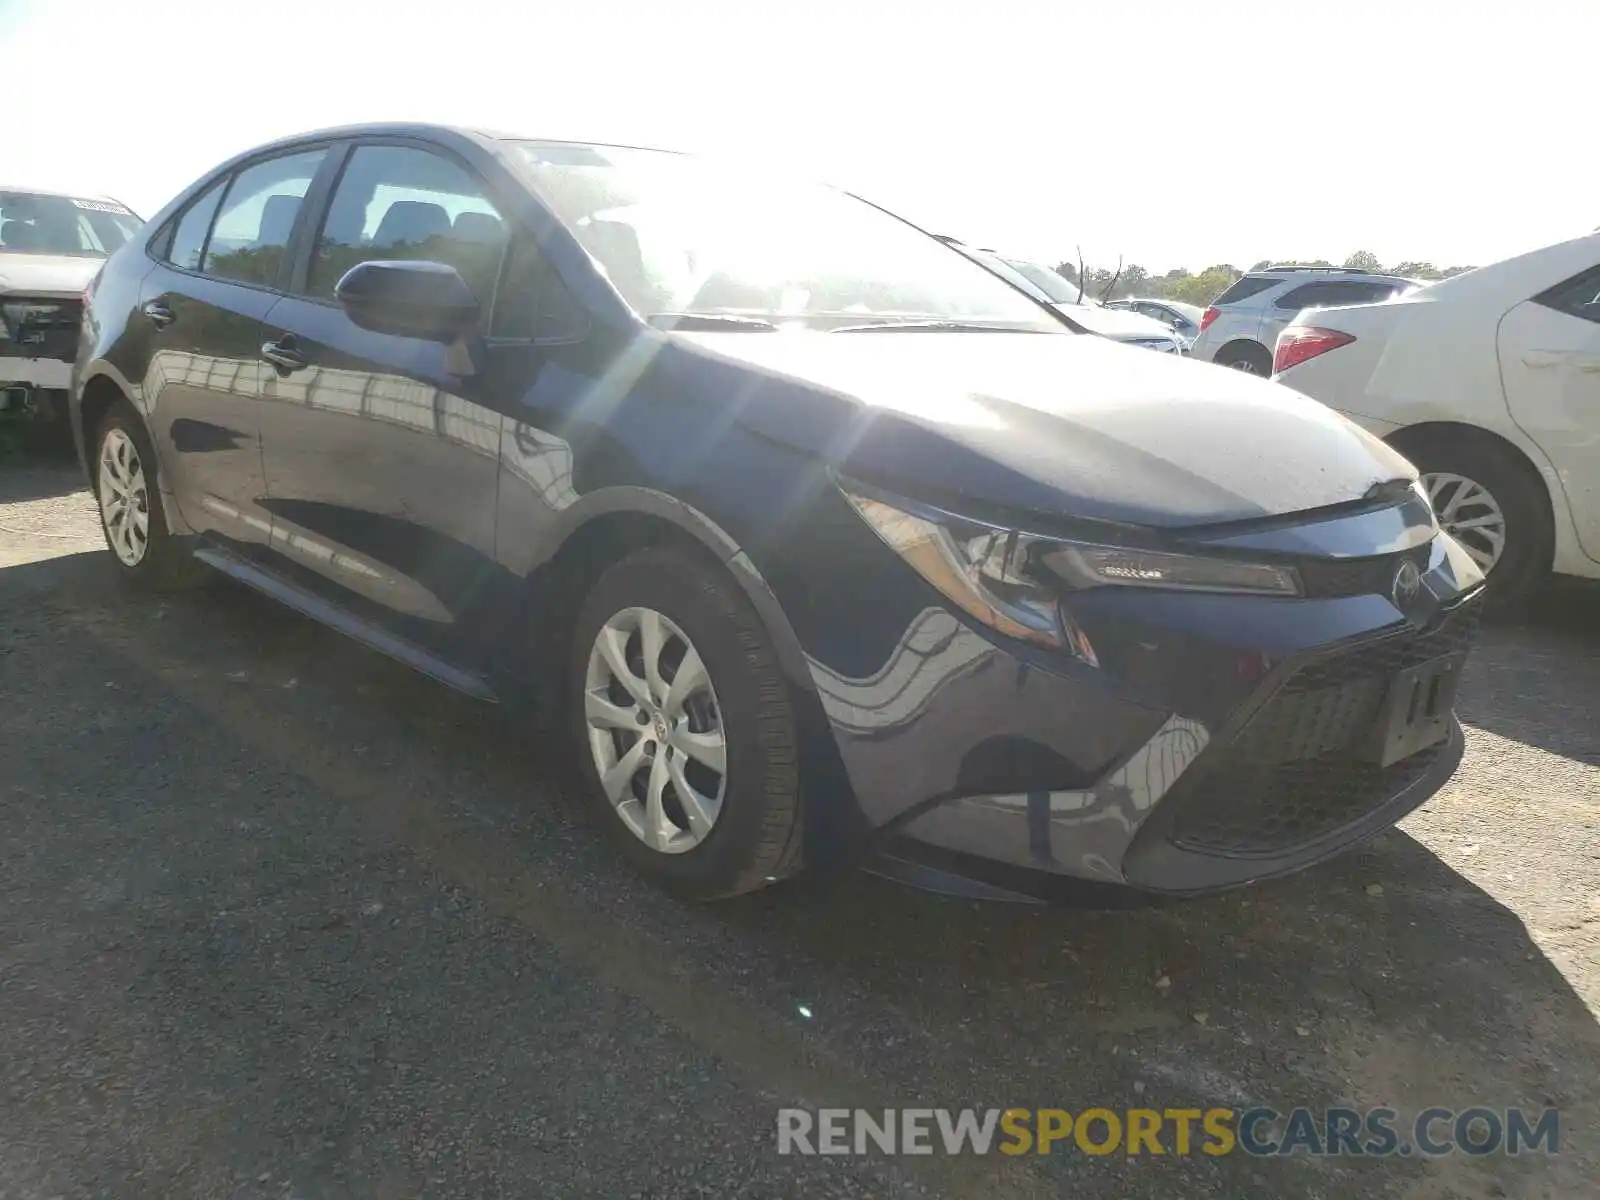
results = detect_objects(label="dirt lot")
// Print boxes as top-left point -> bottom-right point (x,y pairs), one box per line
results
2,460 -> 1596,1199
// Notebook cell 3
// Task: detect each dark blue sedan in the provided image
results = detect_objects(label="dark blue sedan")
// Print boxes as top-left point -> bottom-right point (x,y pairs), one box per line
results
72,124 -> 1485,903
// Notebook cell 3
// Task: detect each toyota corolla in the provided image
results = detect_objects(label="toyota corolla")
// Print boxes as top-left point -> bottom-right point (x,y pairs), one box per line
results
73,125 -> 1485,903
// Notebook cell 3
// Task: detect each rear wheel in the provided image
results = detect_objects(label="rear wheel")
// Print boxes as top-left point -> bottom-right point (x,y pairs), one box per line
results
1403,433 -> 1551,610
92,406 -> 205,591
568,545 -> 802,899
1216,341 -> 1271,375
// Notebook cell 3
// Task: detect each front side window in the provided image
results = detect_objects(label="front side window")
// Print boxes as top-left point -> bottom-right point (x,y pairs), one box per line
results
308,145 -> 505,305
491,236 -> 585,342
513,142 -> 1063,332
204,149 -> 327,286
0,190 -> 140,257
1535,264 -> 1600,325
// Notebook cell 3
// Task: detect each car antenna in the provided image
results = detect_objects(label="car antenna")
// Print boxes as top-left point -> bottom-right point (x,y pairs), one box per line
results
1076,244 -> 1087,304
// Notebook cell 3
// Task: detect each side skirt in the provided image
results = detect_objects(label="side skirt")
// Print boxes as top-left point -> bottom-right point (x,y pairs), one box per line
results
192,543 -> 499,704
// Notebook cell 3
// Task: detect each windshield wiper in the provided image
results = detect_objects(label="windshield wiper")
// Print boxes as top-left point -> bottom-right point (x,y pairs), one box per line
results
647,312 -> 777,332
830,319 -> 1045,333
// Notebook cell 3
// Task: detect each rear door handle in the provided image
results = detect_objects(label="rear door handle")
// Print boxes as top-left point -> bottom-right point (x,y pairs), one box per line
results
1520,351 -> 1563,368
260,337 -> 307,374
141,300 -> 175,329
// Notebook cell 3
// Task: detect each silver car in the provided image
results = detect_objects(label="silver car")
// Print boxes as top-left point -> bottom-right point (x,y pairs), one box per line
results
1105,297 -> 1205,349
2,187 -> 142,425
1187,266 -> 1420,374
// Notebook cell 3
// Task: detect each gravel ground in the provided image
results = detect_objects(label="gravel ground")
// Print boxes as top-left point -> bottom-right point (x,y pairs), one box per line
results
1,462 -> 1596,1199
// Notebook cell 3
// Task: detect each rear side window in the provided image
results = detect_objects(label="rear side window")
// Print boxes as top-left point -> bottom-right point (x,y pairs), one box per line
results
308,144 -> 505,303
1212,275 -> 1279,306
1275,280 -> 1403,310
165,180 -> 226,271
204,149 -> 327,286
1534,264 -> 1600,325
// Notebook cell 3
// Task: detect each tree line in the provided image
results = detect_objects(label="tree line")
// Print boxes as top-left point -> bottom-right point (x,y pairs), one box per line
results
1052,251 -> 1477,307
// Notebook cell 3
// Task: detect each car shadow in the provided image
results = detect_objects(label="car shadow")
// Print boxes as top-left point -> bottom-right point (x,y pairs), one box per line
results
7,548 -> 1595,1197
1464,578 -> 1600,766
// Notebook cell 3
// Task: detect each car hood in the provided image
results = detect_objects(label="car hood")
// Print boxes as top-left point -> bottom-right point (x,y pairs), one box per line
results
0,253 -> 102,298
1057,303 -> 1176,341
673,330 -> 1416,528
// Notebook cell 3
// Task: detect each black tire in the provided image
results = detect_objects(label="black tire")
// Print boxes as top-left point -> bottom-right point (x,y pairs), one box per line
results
567,544 -> 802,899
1401,433 -> 1552,612
90,405 -> 207,592
1217,341 -> 1271,375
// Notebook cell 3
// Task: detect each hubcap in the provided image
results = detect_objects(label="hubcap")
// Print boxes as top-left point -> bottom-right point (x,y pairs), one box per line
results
584,606 -> 727,854
1423,471 -> 1506,574
97,428 -> 150,567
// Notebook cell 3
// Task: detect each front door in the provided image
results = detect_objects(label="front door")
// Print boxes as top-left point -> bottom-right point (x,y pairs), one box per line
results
257,142 -> 510,653
1498,264 -> 1600,563
141,148 -> 329,553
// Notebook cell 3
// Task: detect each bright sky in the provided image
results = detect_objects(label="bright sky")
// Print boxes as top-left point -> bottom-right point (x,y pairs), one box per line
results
2,0 -> 1594,274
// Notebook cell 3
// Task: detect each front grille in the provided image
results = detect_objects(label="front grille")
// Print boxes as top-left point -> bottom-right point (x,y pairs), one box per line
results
1295,544 -> 1431,599
0,297 -> 82,364
1166,600 -> 1479,858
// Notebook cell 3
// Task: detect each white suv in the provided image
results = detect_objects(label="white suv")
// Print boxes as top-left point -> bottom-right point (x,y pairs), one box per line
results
1190,266 -> 1419,375
1272,232 -> 1600,605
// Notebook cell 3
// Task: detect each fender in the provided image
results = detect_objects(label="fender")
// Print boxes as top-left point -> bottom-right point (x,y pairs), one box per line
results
528,484 -> 816,695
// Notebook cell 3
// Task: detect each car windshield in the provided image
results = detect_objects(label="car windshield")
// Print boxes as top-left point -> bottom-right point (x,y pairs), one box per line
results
1001,257 -> 1088,305
512,143 -> 1063,332
1163,300 -> 1204,323
0,190 -> 140,257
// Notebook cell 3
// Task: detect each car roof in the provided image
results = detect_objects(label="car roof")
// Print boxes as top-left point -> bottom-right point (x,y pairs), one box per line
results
240,122 -> 680,160
1252,265 -> 1414,283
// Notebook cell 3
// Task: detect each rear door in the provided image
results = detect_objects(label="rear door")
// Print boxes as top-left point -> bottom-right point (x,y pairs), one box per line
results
1498,264 -> 1600,562
256,140 -> 510,651
139,147 -> 331,551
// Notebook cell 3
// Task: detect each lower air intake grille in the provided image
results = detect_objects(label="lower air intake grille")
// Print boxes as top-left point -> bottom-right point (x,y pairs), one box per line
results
1166,600 -> 1480,858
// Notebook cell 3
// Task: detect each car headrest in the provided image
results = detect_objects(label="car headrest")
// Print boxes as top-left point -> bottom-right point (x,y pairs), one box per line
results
372,201 -> 450,248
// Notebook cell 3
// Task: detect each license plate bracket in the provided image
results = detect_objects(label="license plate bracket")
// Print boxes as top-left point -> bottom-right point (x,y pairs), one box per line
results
1367,652 -> 1465,768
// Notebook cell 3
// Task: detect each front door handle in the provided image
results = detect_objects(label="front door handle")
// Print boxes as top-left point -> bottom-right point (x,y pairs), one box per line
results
260,337 -> 307,374
1520,351 -> 1563,369
141,300 -> 175,329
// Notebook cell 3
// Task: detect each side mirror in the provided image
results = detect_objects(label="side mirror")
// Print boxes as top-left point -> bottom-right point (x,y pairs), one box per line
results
334,259 -> 480,343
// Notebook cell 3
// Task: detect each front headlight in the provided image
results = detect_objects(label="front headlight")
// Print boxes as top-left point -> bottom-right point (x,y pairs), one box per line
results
841,485 -> 1302,651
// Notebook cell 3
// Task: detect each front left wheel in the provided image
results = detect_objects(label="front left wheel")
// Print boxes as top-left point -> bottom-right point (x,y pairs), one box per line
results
568,545 -> 803,899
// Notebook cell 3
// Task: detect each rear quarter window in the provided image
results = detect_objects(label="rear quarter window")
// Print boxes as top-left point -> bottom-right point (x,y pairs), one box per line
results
1212,276 -> 1279,306
1275,280 -> 1404,310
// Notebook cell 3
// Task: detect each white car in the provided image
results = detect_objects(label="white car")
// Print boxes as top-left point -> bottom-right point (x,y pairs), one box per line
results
1272,231 -> 1600,604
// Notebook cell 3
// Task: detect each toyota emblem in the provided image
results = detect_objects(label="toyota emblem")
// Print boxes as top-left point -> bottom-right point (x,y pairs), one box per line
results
1391,558 -> 1423,608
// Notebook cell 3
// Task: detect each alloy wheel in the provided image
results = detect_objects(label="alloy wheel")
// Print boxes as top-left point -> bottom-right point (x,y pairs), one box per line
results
98,427 -> 150,567
583,606 -> 728,854
1423,471 -> 1506,573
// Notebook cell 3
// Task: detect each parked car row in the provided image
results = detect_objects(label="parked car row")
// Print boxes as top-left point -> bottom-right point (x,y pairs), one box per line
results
935,240 -> 1188,353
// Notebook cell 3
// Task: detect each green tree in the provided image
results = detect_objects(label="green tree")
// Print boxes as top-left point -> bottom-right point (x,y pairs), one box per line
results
1391,261 -> 1443,281
1344,250 -> 1383,272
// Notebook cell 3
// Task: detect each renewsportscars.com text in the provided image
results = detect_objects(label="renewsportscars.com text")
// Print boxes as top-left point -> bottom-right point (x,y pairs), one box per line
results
777,1106 -> 1560,1158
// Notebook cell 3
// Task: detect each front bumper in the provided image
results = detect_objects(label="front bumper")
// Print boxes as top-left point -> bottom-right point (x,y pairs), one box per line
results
785,503 -> 1484,901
